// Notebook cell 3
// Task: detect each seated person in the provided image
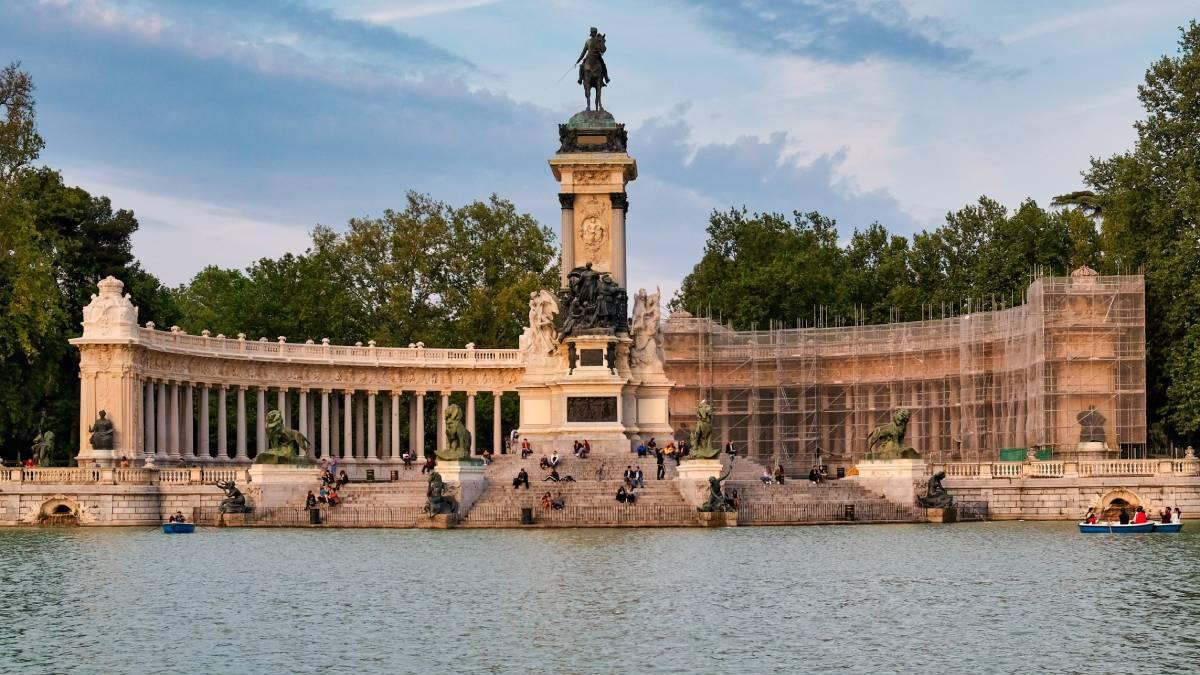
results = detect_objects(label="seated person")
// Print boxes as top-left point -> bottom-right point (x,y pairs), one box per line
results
540,492 -> 553,509
808,465 -> 822,484
548,452 -> 561,468
647,438 -> 657,452
724,488 -> 739,510
520,439 -> 533,459
421,457 -> 436,475
1118,508 -> 1130,524
512,468 -> 530,490
773,466 -> 786,485
318,486 -> 329,504
573,440 -> 583,457
1083,507 -> 1097,524
551,493 -> 566,510
337,470 -> 350,488
1133,506 -> 1149,524
625,488 -> 637,505
544,468 -> 561,482
636,443 -> 648,458
539,455 -> 551,470
480,449 -> 494,465
401,451 -> 414,469
168,511 -> 186,523
760,469 -> 775,485
327,489 -> 341,507
616,486 -> 629,503
578,440 -> 590,458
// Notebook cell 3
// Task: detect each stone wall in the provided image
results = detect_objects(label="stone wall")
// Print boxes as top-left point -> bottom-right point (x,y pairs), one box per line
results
944,475 -> 1200,520
0,484 -> 227,526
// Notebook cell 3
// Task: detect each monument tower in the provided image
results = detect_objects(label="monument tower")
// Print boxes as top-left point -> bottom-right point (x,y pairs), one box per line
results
516,28 -> 673,453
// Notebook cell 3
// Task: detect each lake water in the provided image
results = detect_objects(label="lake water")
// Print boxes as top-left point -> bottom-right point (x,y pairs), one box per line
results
1,522 -> 1196,674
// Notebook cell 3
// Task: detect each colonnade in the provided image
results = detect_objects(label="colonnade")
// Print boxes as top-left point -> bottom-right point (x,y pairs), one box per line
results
138,379 -> 509,464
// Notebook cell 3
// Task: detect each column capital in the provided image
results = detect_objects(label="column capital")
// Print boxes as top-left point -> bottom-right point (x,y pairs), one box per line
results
558,192 -> 575,209
610,192 -> 628,211
321,388 -> 334,395
439,390 -> 452,397
299,387 -> 311,394
465,390 -> 478,397
367,389 -> 379,396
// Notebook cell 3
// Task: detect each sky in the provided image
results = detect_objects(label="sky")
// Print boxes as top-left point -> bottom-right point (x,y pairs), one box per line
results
2,0 -> 1196,299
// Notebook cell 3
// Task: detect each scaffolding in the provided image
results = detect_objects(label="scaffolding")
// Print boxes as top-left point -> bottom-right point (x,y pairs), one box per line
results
663,270 -> 1146,472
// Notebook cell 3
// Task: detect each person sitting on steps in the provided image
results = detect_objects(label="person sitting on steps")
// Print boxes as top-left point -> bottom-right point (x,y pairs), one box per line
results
513,468 -> 530,490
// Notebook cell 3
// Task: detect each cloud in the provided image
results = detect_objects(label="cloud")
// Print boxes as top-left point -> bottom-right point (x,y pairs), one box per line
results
678,0 -> 973,69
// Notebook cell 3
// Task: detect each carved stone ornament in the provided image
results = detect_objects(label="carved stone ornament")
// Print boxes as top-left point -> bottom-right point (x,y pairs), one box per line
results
566,396 -> 618,423
578,195 -> 608,259
81,276 -> 139,340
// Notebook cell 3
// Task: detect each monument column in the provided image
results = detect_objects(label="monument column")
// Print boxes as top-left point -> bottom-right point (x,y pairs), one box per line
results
167,382 -> 180,461
184,384 -> 195,462
559,193 -> 575,287
610,193 -> 628,288
144,380 -> 156,459
355,393 -> 366,460
466,392 -> 477,454
217,385 -> 228,461
156,381 -> 167,458
331,392 -> 341,457
321,390 -> 331,459
493,391 -> 503,454
198,385 -> 210,461
415,392 -> 426,457
235,386 -> 248,461
276,388 -> 286,420
390,392 -> 401,459
256,387 -> 267,456
437,392 -> 449,453
298,389 -> 310,456
343,391 -> 353,461
367,390 -> 378,462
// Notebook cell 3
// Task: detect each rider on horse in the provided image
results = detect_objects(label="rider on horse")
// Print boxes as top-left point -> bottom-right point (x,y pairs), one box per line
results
577,26 -> 610,85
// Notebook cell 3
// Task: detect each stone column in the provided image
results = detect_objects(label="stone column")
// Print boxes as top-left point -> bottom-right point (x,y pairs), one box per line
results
199,385 -> 210,461
235,386 -> 248,461
256,387 -> 267,456
167,382 -> 181,461
343,391 -> 353,460
282,390 -> 291,430
218,386 -> 228,461
367,390 -> 378,462
157,381 -> 167,458
493,391 -> 503,454
321,390 -> 331,459
184,384 -> 195,462
559,193 -> 574,286
331,392 -> 341,457
610,193 -> 628,288
299,389 -> 310,457
466,391 -> 477,454
144,380 -> 156,459
437,392 -> 449,453
276,388 -> 286,420
415,392 -> 425,457
391,392 -> 401,459
306,392 -> 316,456
355,393 -> 366,459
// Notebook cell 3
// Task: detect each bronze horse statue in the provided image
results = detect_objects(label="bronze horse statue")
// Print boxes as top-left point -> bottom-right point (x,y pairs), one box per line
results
581,32 -> 607,112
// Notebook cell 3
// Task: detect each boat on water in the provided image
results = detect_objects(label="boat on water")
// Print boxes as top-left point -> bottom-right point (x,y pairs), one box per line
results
1077,521 -> 1182,534
162,522 -> 195,534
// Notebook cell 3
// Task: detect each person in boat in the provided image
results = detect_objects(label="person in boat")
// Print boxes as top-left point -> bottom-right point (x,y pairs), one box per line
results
1118,508 -> 1130,525
168,511 -> 186,523
1175,507 -> 1182,523
1133,506 -> 1149,524
1083,507 -> 1097,524
1160,507 -> 1172,524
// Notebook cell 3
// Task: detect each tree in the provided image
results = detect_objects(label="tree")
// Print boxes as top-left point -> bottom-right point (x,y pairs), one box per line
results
0,62 -> 44,184
1083,21 -> 1200,445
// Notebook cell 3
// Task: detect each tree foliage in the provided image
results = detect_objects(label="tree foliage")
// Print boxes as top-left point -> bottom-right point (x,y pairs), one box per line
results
0,62 -> 44,183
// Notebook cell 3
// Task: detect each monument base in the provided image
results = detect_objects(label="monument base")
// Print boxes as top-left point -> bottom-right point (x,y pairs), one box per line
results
675,459 -> 724,508
436,460 -> 487,513
1076,441 -> 1117,460
415,513 -> 459,529
926,507 -> 958,524
217,512 -> 247,527
851,458 -> 926,507
696,511 -> 738,527
247,464 -> 322,508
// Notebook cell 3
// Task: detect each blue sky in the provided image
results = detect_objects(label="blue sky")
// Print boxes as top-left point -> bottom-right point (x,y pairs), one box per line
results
2,1 -> 1196,298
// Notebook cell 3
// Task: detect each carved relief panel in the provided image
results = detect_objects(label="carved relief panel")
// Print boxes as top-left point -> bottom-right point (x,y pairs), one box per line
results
573,194 -> 612,272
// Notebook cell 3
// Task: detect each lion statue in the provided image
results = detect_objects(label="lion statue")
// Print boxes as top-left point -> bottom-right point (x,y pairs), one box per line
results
437,403 -> 472,461
253,409 -> 315,465
867,409 -> 920,460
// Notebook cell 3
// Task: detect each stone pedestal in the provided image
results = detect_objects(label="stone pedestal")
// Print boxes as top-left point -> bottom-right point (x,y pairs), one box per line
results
247,464 -> 322,508
926,507 -> 958,524
696,511 -> 738,527
675,459 -> 724,508
415,513 -> 459,529
436,460 -> 487,513
1076,441 -> 1116,460
217,512 -> 247,527
851,458 -> 926,507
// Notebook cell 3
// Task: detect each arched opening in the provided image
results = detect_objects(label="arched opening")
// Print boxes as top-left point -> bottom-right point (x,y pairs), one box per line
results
36,498 -> 81,527
52,504 -> 73,515
1098,489 -> 1142,521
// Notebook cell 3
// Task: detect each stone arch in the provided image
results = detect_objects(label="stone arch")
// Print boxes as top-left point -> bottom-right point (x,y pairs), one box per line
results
1097,488 -> 1141,520
34,496 -> 82,526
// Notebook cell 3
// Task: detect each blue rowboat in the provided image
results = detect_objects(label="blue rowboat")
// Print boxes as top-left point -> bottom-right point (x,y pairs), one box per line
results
1153,522 -> 1183,533
162,522 -> 195,534
1078,522 -> 1154,533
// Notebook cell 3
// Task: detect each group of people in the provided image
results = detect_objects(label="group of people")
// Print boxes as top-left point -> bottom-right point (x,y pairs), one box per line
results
759,466 -> 787,485
1083,505 -> 1183,524
572,440 -> 591,458
307,464 -> 350,508
808,465 -> 828,484
540,491 -> 566,510
167,510 -> 187,523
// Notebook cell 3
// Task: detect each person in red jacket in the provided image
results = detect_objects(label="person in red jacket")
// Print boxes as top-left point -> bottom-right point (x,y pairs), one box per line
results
1132,506 -> 1149,524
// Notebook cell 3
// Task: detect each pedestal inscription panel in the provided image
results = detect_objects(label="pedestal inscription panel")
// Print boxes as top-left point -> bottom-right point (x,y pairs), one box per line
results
567,396 -> 618,422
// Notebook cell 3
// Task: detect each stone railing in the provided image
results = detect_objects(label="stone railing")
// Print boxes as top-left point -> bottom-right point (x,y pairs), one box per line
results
136,327 -> 524,368
931,458 -> 1200,479
0,466 -> 249,485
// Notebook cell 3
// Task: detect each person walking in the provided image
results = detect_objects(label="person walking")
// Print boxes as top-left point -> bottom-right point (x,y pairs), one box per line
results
655,449 -> 665,480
